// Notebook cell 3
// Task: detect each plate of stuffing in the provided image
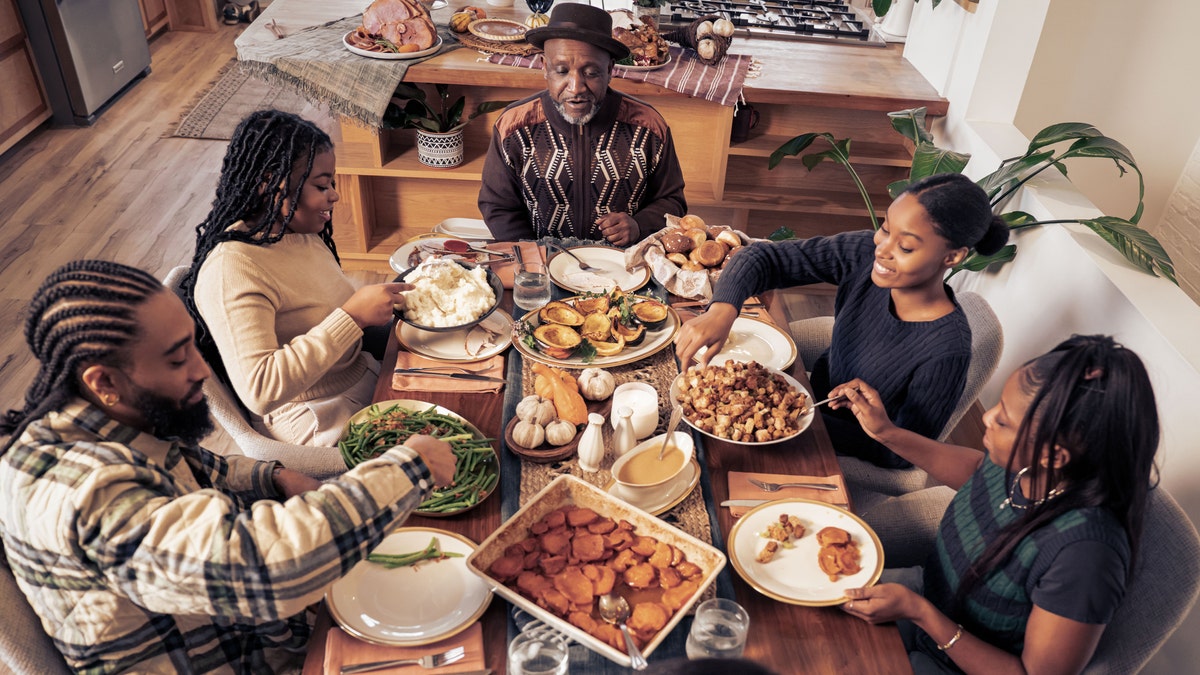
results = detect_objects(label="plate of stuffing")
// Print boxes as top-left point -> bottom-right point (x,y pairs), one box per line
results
327,527 -> 492,646
727,499 -> 883,606
547,245 -> 650,294
395,258 -> 503,332
670,360 -> 813,445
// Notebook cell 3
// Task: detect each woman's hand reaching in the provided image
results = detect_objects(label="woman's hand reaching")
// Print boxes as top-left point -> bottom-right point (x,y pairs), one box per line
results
841,583 -> 926,625
342,282 -> 412,329
674,302 -> 739,369
830,378 -> 897,443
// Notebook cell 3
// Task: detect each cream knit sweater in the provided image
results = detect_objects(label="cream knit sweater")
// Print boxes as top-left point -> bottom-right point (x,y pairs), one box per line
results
195,233 -> 369,421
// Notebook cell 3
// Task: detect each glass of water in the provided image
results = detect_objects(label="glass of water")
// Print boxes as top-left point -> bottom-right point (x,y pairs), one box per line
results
514,260 -> 551,312
685,598 -> 750,659
508,630 -> 569,675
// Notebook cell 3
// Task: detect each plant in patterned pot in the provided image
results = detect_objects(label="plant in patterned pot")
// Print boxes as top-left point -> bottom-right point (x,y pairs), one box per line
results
383,83 -> 512,168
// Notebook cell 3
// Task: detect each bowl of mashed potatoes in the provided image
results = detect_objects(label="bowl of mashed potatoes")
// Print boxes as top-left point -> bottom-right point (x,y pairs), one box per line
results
395,258 -> 504,332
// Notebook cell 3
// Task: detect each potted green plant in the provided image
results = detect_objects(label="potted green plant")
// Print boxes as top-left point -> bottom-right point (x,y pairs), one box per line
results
768,107 -> 1176,282
383,82 -> 512,168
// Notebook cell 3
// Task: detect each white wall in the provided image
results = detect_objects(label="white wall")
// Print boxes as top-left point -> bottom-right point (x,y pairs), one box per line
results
902,1 -> 1200,670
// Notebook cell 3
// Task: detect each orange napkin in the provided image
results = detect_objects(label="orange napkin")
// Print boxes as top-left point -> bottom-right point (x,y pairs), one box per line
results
727,470 -> 849,518
324,622 -> 485,674
392,352 -> 506,393
487,241 -> 546,289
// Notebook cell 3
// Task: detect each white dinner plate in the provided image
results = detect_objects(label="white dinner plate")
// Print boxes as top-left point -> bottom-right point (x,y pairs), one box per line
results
390,235 -> 476,274
433,217 -> 494,241
615,52 -> 673,72
512,295 -> 680,369
396,309 -> 513,362
695,317 -> 797,371
327,527 -> 492,646
727,499 -> 883,607
342,33 -> 443,60
547,245 -> 650,294
670,364 -> 814,445
605,458 -> 700,516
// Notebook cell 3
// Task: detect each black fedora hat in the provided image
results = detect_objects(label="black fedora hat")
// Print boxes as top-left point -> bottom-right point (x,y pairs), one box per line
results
526,3 -> 630,61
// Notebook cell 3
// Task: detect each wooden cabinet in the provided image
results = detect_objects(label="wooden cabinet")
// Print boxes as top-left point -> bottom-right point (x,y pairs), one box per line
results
0,0 -> 50,157
139,0 -> 170,38
164,0 -> 219,32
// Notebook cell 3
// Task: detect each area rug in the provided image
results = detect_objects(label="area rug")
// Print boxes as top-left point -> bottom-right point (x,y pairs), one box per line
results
171,60 -> 331,140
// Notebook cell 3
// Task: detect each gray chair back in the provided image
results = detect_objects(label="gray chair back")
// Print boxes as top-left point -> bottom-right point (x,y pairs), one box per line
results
1083,488 -> 1200,673
162,266 -> 347,479
0,544 -> 71,674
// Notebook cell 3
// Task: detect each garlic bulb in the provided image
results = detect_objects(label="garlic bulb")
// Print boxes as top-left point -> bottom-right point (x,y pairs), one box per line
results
545,418 -> 577,446
695,20 -> 714,38
713,18 -> 735,37
697,38 -> 716,61
516,395 -> 556,426
577,367 -> 615,401
513,420 -> 545,448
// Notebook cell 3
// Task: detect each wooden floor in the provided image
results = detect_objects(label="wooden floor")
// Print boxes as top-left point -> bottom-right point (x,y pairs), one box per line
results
0,24 -> 982,455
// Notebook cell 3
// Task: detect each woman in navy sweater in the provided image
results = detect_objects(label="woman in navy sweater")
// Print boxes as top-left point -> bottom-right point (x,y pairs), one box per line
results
674,173 -> 1009,467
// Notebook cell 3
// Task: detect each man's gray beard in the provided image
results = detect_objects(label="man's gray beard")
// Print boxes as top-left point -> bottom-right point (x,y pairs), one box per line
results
554,101 -> 599,126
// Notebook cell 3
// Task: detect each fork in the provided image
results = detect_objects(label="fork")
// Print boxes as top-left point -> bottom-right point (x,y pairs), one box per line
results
546,241 -> 600,273
747,477 -> 840,492
340,646 -> 465,674
394,365 -> 495,375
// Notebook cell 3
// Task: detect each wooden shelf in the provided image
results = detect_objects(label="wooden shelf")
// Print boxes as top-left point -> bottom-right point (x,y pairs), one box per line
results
338,132 -> 490,181
729,135 -> 913,167
719,184 -> 887,218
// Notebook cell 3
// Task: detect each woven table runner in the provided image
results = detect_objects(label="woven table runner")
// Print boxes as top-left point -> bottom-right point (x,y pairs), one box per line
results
238,15 -> 462,128
487,45 -> 752,107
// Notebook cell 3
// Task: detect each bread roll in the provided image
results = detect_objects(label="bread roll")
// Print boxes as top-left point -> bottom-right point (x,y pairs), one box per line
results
661,230 -> 695,254
667,252 -> 690,266
690,240 -> 728,267
681,261 -> 706,272
715,229 -> 742,249
680,214 -> 707,230
684,228 -> 709,249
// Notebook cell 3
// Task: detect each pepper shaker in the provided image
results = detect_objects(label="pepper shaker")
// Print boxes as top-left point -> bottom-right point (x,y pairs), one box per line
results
612,406 -> 637,459
576,412 -> 606,472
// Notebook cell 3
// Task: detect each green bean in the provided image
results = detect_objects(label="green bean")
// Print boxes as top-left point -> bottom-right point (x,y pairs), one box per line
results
367,536 -> 463,568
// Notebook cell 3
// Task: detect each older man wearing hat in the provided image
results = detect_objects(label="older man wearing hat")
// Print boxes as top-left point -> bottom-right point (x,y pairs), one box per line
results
478,3 -> 686,246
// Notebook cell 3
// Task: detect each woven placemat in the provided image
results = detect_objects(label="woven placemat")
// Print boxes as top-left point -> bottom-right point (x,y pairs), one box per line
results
453,31 -> 542,56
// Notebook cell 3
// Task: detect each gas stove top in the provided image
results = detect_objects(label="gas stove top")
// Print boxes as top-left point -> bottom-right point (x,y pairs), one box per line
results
659,0 -> 886,47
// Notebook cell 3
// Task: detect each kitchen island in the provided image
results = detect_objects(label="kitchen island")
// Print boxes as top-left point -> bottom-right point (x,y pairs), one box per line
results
238,0 -> 946,271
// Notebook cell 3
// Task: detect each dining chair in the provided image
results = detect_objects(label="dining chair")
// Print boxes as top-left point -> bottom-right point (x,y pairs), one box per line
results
161,266 -> 348,479
0,544 -> 71,674
789,291 -> 1004,497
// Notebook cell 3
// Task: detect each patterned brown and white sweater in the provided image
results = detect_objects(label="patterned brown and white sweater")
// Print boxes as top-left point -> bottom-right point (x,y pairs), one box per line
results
479,90 -> 687,242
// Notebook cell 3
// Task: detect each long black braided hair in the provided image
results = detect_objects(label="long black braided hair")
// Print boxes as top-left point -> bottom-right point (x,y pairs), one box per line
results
179,109 -> 338,384
1,260 -> 165,453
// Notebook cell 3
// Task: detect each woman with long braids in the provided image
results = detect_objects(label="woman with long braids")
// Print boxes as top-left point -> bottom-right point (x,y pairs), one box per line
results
0,260 -> 454,672
182,109 -> 408,447
675,173 -> 1010,468
834,335 -> 1159,674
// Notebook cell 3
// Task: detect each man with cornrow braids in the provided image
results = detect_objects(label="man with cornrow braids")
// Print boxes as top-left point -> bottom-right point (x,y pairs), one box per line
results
182,109 -> 409,447
0,260 -> 455,673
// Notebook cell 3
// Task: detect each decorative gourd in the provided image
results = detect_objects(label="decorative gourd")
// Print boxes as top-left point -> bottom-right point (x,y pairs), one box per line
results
695,20 -> 713,37
577,368 -> 615,401
531,362 -> 588,425
696,38 -> 716,61
449,6 -> 486,32
713,18 -> 734,37
545,418 -> 577,446
534,367 -> 577,400
526,12 -> 550,28
516,395 -> 556,426
513,420 -> 545,448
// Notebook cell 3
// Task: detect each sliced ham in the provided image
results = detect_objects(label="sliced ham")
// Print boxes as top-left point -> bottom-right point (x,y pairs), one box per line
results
361,0 -> 437,51
363,0 -> 418,34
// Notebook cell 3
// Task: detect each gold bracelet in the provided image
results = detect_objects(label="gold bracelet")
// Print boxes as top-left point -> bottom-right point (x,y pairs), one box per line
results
937,624 -> 964,651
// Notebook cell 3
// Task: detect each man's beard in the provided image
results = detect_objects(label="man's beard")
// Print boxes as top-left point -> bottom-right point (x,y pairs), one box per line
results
554,100 -> 600,126
133,385 -> 214,446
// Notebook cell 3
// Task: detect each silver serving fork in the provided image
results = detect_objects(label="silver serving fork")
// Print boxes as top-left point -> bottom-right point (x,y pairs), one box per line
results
340,645 -> 466,674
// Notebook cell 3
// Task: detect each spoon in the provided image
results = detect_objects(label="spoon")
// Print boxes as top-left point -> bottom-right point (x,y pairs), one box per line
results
598,592 -> 647,670
657,406 -> 683,460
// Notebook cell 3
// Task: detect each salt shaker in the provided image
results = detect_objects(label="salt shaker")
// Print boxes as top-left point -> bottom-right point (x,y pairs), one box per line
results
577,412 -> 606,472
612,406 -> 637,459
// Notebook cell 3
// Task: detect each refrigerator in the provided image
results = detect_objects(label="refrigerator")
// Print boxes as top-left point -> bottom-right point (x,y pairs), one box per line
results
16,0 -> 152,126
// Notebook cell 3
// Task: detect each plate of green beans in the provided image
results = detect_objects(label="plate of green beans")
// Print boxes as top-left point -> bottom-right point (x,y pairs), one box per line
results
339,400 -> 499,517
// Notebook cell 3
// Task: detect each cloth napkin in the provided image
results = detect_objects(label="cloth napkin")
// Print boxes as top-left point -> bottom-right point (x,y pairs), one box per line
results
726,470 -> 849,518
324,622 -> 485,674
392,352 -> 506,393
486,45 -> 752,107
486,241 -> 546,289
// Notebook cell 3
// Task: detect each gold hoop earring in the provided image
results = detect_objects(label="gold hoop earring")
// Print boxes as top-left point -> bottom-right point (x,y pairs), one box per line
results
103,395 -> 119,407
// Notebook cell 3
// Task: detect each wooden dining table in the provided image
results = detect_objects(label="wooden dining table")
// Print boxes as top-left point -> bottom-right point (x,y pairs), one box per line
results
303,289 -> 911,674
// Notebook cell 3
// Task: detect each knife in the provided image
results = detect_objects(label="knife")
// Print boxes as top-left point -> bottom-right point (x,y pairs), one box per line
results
722,498 -> 849,508
393,369 -> 507,383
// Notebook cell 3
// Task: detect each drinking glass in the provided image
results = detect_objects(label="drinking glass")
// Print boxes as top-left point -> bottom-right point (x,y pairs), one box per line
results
514,260 -> 551,312
508,630 -> 569,675
685,598 -> 750,659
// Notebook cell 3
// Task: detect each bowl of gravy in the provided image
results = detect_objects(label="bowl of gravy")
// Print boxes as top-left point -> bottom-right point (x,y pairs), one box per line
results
610,431 -> 694,500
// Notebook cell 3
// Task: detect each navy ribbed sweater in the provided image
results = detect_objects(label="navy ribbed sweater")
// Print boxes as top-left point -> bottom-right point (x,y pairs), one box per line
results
712,231 -> 970,466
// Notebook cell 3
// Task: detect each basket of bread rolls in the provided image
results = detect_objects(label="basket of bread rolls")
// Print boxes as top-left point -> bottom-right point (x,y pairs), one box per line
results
625,214 -> 751,300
